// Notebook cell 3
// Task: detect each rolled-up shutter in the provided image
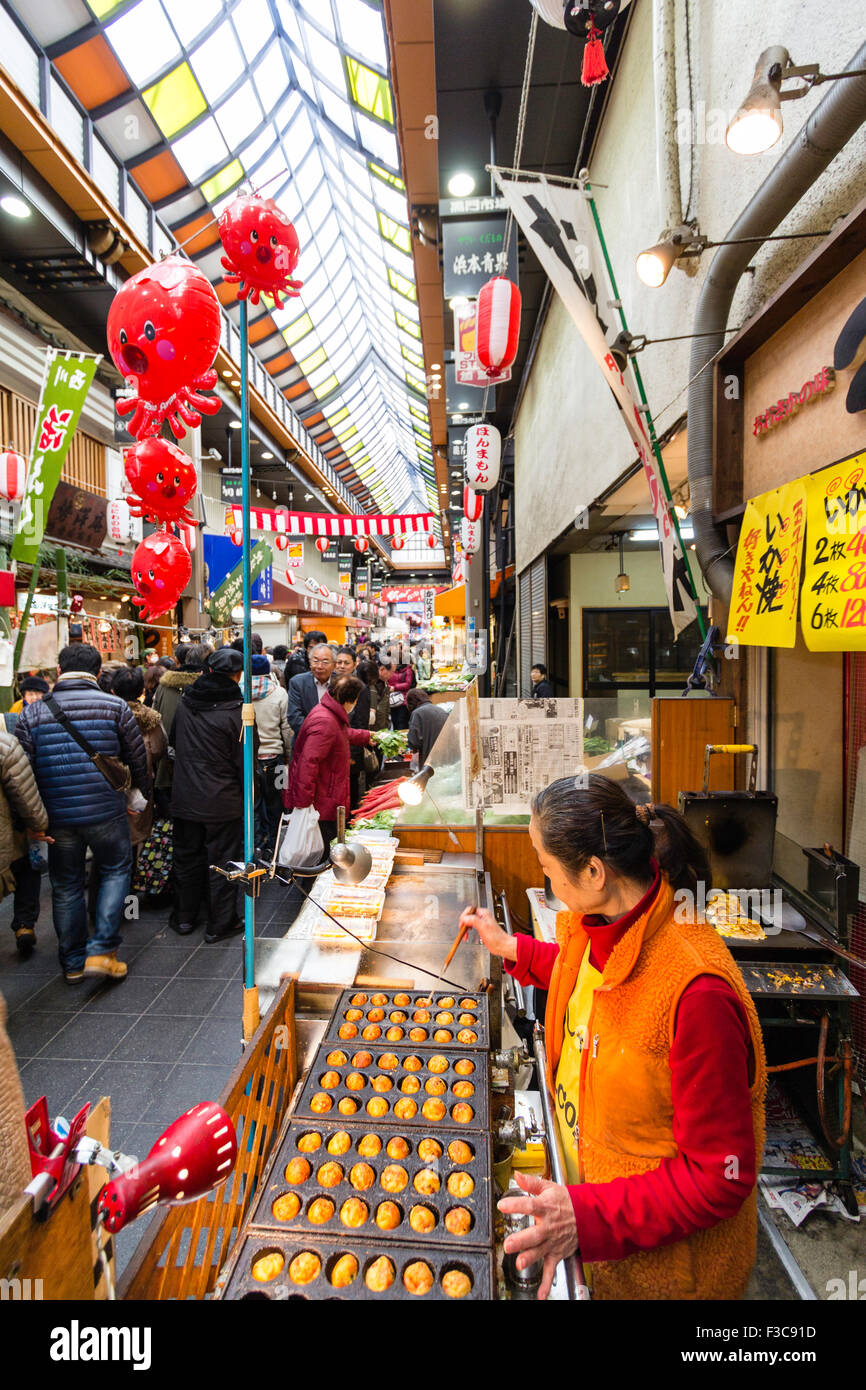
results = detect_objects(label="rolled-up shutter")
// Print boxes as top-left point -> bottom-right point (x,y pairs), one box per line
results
518,558 -> 546,694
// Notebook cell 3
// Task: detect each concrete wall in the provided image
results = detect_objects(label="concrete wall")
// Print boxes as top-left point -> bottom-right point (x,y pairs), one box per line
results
569,548 -> 669,694
514,0 -> 866,573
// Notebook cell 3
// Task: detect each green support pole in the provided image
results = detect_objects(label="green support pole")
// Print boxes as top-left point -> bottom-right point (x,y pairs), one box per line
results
55,545 -> 68,650
239,298 -> 260,1042
584,180 -> 706,640
13,560 -> 42,673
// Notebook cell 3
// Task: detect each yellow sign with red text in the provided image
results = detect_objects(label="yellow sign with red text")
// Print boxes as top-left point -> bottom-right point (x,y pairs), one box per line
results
727,480 -> 807,647
801,451 -> 866,651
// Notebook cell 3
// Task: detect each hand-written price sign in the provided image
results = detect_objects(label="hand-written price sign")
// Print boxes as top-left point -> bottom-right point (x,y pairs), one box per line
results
802,451 -> 866,652
727,480 -> 807,647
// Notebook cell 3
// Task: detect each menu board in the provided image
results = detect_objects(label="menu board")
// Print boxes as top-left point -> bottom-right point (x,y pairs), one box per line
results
726,479 -> 806,647
802,450 -> 866,651
461,697 -> 584,812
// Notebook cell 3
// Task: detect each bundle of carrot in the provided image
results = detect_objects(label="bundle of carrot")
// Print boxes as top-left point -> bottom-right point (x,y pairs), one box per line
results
351,777 -> 407,824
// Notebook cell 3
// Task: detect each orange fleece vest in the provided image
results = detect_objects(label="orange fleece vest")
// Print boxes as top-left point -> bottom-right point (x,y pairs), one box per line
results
545,877 -> 767,1301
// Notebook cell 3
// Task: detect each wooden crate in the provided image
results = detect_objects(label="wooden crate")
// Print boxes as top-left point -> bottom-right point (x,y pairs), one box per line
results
118,978 -> 297,1301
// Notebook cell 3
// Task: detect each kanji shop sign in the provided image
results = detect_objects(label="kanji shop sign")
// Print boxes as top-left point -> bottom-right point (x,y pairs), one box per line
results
727,480 -> 807,647
753,365 -> 836,437
453,304 -> 511,388
802,451 -> 866,651
12,349 -> 100,564
442,217 -> 518,300
46,482 -> 108,552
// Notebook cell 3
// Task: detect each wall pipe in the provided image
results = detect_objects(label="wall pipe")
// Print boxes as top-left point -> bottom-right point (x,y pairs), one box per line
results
687,41 -> 866,602
652,0 -> 682,231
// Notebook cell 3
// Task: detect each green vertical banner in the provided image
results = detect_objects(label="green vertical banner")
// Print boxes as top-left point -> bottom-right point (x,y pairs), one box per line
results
12,350 -> 100,564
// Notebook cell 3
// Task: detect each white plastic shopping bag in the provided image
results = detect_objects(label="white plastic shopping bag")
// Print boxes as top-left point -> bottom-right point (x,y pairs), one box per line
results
278,805 -> 323,870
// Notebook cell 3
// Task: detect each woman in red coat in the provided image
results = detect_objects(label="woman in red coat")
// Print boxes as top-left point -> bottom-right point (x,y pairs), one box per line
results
386,655 -> 414,731
283,675 -> 370,854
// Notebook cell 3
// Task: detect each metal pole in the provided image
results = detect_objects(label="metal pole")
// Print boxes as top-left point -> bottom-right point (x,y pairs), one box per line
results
239,298 -> 260,1042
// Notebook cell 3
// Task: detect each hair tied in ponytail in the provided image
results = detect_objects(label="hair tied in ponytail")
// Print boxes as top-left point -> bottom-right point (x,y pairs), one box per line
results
635,803 -> 655,826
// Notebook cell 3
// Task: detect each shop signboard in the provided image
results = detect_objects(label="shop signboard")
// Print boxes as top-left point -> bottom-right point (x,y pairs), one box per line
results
801,450 -> 866,651
220,467 -> 244,503
12,350 -> 100,564
45,481 -> 108,552
726,479 -> 807,647
453,304 -> 511,387
204,534 -> 273,623
338,551 -> 353,589
320,539 -> 339,562
284,540 -> 304,568
422,588 -> 436,625
442,217 -> 517,300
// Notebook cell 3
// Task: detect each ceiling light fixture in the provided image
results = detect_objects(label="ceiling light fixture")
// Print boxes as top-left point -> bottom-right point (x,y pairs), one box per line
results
0,194 -> 31,218
261,451 -> 274,460
447,172 -> 475,198
228,420 -> 241,430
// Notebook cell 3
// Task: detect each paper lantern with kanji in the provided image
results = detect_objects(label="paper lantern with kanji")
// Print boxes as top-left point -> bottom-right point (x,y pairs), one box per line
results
315,536 -> 330,554
130,531 -> 191,623
476,276 -> 521,377
0,448 -> 26,501
354,536 -> 369,553
274,533 -> 290,551
465,423 -> 501,492
106,499 -> 132,543
461,517 -> 481,556
464,484 -> 483,522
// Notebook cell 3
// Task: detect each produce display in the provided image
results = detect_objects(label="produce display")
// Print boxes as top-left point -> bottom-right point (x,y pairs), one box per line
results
371,729 -> 409,759
349,811 -> 398,832
351,780 -> 408,822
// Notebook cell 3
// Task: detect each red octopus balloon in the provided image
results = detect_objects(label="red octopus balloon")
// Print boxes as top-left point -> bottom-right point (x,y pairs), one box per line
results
107,256 -> 222,441
124,437 -> 197,526
218,195 -> 302,307
130,531 -> 192,622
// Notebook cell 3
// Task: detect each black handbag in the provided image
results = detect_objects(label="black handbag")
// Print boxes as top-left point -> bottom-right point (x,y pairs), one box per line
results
44,695 -> 132,793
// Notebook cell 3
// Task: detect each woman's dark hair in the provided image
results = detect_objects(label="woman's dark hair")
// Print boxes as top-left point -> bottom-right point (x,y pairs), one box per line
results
531,773 -> 710,896
356,659 -> 379,688
330,675 -> 364,707
111,665 -> 145,701
184,643 -> 210,671
143,663 -> 167,702
173,643 -> 191,667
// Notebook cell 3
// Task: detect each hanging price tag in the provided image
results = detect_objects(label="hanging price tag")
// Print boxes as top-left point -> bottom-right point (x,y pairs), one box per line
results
802,451 -> 866,651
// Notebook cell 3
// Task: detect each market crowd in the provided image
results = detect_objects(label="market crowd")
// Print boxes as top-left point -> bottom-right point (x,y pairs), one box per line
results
0,630 -> 445,984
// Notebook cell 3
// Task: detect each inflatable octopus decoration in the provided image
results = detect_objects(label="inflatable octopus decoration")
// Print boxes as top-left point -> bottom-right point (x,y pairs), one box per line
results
124,437 -> 197,527
130,531 -> 192,623
218,194 -> 302,307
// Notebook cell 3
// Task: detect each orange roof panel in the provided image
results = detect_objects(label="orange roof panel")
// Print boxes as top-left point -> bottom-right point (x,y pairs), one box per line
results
54,36 -> 130,110
130,149 -> 187,205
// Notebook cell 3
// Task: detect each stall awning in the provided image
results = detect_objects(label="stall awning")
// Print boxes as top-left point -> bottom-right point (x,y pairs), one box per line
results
435,566 -> 514,619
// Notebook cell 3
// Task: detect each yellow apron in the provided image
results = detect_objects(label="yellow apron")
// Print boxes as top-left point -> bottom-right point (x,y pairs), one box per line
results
554,943 -> 602,1185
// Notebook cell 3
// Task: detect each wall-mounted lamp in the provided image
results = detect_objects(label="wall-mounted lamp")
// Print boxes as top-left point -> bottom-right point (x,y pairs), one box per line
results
636,223 -> 833,287
726,46 -> 866,155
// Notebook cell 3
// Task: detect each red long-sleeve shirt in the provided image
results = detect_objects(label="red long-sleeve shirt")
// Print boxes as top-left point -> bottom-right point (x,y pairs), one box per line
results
507,899 -> 756,1264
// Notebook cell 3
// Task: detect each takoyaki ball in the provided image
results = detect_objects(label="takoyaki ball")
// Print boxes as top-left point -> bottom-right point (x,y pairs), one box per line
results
435,1012 -> 454,1025
445,1208 -> 473,1237
386,1135 -> 410,1160
422,1097 -> 447,1122
330,1253 -> 358,1288
326,1130 -> 352,1156
350,992 -> 368,1006
375,1200 -> 402,1230
380,1164 -> 409,1193
338,1023 -> 358,1040
438,996 -> 455,1008
428,1055 -> 449,1074
433,1030 -> 452,1044
416,996 -> 433,1007
251,1251 -> 283,1283
452,1103 -> 474,1124
370,993 -> 388,1007
459,998 -> 477,1009
458,1013 -> 476,1027
344,1008 -> 364,1022
340,1197 -> 368,1228
284,1156 -> 311,1185
345,1072 -> 366,1091
289,1252 -> 321,1285
317,1162 -> 343,1188
351,1051 -> 373,1069
412,1010 -> 431,1024
448,1171 -> 475,1199
325,1050 -> 347,1067
310,1092 -> 332,1113
409,1027 -> 428,1042
393,1097 -> 417,1119
371,1074 -> 393,1093
366,1096 -> 389,1118
393,992 -> 411,1007
365,1256 -> 395,1292
367,1007 -> 385,1023
454,1059 -> 475,1076
319,1070 -> 341,1089
400,1076 -> 421,1094
296,1132 -> 322,1153
402,1055 -> 423,1072
457,1029 -> 477,1045
337,1097 -> 359,1116
349,1162 -> 376,1191
418,1138 -> 443,1162
409,1204 -> 437,1234
403,1260 -> 434,1296
357,1133 -> 382,1158
442,1269 -> 472,1299
389,1011 -> 407,1024
453,1081 -> 475,1098
307,1197 -> 335,1225
385,1026 -> 404,1042
424,1077 -> 447,1096
447,1140 -> 473,1164
378,1052 -> 399,1070
362,1024 -> 382,1042
271,1192 -> 300,1221
413,1168 -> 441,1196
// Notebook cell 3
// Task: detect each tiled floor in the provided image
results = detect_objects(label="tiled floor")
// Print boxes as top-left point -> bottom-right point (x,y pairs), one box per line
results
0,865 -> 302,1274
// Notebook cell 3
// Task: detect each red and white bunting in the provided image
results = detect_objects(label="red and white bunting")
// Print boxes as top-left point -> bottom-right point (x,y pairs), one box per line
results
476,276 -> 522,377
223,507 -> 435,538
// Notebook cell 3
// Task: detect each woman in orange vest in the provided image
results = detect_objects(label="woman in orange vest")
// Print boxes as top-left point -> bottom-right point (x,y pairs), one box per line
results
460,774 -> 766,1301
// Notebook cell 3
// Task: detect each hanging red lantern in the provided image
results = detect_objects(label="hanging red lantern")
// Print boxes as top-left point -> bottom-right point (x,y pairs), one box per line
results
354,536 -> 370,553
124,437 -> 197,526
315,536 -> 330,554
476,276 -> 522,377
0,448 -> 26,501
228,529 -> 243,546
464,422 -> 501,492
463,484 -> 483,522
426,533 -> 437,549
274,533 -> 290,551
319,584 -> 330,598
218,195 -> 303,308
177,522 -> 197,552
391,535 -> 405,551
107,256 -> 222,440
130,531 -> 191,622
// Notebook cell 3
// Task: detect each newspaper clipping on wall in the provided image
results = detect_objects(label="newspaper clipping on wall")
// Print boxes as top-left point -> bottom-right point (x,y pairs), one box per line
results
461,697 -> 585,812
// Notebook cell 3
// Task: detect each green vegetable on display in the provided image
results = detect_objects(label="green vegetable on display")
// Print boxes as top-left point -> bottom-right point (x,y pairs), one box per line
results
371,729 -> 409,759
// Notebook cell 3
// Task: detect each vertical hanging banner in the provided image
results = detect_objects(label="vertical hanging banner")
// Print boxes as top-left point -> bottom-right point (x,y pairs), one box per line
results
337,551 -> 353,591
493,171 -> 698,635
726,480 -> 807,646
802,451 -> 866,651
12,350 -> 100,564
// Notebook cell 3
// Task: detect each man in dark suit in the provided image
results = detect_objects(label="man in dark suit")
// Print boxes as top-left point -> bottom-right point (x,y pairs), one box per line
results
287,643 -> 336,737
283,628 -> 327,686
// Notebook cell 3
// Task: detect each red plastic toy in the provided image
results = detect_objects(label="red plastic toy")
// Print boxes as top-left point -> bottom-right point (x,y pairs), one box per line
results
218,194 -> 302,307
124,437 -> 197,526
107,256 -> 222,440
130,530 -> 192,622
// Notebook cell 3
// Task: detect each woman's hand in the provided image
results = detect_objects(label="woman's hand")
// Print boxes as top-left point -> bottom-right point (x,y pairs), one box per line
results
499,1171 -> 580,1300
458,906 -> 517,962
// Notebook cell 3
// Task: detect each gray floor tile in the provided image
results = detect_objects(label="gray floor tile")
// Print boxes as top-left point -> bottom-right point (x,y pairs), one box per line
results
75,1060 -> 176,1122
6,1010 -> 75,1058
176,948 -> 242,980
145,975 -> 228,1017
209,980 -> 243,1017
18,1057 -> 100,1113
140,1062 -> 231,1121
109,1014 -> 201,1063
121,945 -> 192,977
23,976 -> 106,1012
0,973 -> 60,1013
180,1015 -> 244,1066
79,975 -> 170,1015
38,1009 -> 140,1060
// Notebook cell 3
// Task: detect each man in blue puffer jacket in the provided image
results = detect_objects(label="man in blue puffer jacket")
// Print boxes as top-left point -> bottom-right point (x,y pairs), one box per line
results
16,643 -> 150,984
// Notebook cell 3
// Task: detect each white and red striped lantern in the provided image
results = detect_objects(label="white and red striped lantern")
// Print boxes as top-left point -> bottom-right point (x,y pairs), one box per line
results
304,576 -> 319,595
463,484 -> 483,522
283,567 -> 296,585
106,499 -> 132,543
391,535 -> 405,551
274,533 -> 290,551
426,533 -> 437,549
476,276 -> 521,377
228,528 -> 243,546
319,583 -> 329,598
315,536 -> 330,554
461,516 -> 481,556
354,536 -> 370,553
464,422 -> 501,493
0,448 -> 27,501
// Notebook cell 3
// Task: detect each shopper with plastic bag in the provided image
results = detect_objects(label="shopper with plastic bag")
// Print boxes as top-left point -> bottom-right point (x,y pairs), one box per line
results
280,675 -> 370,863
